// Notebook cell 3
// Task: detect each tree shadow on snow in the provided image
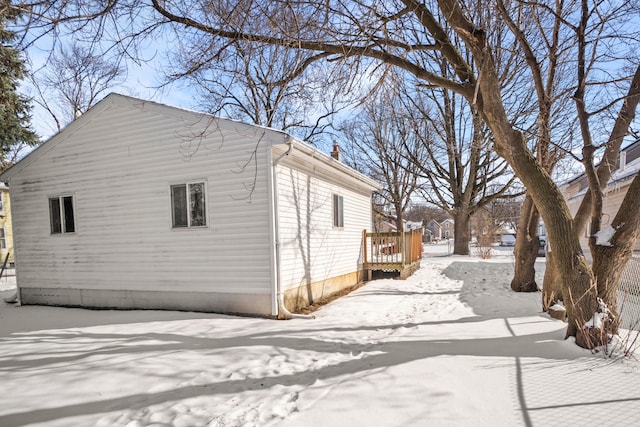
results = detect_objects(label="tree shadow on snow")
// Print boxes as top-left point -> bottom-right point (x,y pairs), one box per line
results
1,258 -> 631,427
442,260 -> 546,317
0,314 -> 597,427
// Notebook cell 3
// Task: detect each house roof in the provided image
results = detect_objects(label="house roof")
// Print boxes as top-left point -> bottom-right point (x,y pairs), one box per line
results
1,93 -> 381,192
566,154 -> 640,201
561,138 -> 640,187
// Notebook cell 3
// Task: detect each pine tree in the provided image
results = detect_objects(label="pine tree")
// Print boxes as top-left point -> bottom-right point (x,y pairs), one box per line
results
0,2 -> 38,171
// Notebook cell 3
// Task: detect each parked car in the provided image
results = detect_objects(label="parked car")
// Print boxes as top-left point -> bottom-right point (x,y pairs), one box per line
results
499,234 -> 516,247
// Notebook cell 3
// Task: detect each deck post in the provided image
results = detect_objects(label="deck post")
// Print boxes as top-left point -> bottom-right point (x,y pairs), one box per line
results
363,229 -> 368,269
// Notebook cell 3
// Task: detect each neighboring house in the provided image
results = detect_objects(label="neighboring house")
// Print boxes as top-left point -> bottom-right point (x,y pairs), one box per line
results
0,94 -> 381,317
425,219 -> 442,242
441,218 -> 455,240
425,218 -> 454,242
405,220 -> 423,232
561,139 -> 640,253
0,182 -> 14,266
373,215 -> 398,233
372,212 -> 414,233
372,211 -> 401,233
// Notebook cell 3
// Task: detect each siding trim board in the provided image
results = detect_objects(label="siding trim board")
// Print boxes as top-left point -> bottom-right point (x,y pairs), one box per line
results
1,93 -> 382,316
20,287 -> 273,316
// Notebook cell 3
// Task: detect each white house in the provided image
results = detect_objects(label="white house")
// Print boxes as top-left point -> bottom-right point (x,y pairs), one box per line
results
1,94 -> 381,317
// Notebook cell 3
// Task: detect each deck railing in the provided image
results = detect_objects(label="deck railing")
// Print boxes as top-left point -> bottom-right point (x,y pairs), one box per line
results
363,230 -> 423,270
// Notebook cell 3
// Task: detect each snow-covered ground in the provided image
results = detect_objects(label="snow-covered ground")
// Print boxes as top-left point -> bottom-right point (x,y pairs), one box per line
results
0,245 -> 638,427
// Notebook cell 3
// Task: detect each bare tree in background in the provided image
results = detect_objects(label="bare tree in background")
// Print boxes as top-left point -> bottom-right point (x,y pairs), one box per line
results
341,84 -> 426,233
12,0 -> 640,348
404,86 -> 521,255
405,204 -> 450,225
171,40 -> 347,143
30,43 -> 126,132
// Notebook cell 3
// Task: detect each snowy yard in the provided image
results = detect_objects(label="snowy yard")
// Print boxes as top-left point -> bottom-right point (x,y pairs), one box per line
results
0,245 -> 638,427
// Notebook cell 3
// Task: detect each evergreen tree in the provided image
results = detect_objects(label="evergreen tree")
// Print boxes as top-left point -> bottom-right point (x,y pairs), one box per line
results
0,2 -> 38,171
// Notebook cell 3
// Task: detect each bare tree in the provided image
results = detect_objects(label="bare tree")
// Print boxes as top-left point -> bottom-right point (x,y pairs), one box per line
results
171,39 -> 347,143
495,0 -> 576,293
13,0 -> 640,348
340,85 -> 426,233
404,86 -> 521,255
30,42 -> 126,132
472,201 -> 512,259
405,204 -> 450,224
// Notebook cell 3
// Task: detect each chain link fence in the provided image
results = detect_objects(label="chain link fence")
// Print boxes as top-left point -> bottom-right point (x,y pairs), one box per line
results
617,255 -> 640,331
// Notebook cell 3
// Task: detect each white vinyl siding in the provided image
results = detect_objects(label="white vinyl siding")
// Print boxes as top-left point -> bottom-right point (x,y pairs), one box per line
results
8,96 -> 276,303
276,164 -> 371,291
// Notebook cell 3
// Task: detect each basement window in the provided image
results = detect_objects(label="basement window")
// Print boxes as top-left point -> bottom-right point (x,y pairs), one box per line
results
333,194 -> 344,228
49,195 -> 75,234
171,182 -> 207,228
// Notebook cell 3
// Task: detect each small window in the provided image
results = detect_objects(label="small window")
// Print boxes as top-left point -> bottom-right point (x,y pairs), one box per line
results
0,192 -> 4,215
0,227 -> 5,249
171,182 -> 207,228
333,194 -> 344,228
49,195 -> 75,234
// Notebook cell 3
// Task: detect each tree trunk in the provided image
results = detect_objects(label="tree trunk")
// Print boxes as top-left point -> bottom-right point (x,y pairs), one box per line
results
438,1 -> 618,348
473,59 -> 602,347
453,211 -> 470,255
542,249 -> 562,311
511,194 -> 540,292
561,257 -> 602,349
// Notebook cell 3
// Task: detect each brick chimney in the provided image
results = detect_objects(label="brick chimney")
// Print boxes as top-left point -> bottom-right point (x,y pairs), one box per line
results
330,143 -> 342,162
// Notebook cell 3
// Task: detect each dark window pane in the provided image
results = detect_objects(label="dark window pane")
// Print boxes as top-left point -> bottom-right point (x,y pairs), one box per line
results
189,183 -> 206,226
49,198 -> 62,234
63,196 -> 75,233
171,185 -> 188,227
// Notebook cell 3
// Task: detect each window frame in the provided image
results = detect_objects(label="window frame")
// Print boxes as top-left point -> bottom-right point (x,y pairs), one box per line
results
0,192 -> 4,216
332,194 -> 344,229
48,194 -> 76,235
170,181 -> 208,229
0,227 -> 6,249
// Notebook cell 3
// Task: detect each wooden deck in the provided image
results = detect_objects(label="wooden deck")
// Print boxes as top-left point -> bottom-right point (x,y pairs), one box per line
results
363,230 -> 423,279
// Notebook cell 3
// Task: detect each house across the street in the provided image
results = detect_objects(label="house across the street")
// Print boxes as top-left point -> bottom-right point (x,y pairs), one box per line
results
425,218 -> 454,242
0,94 -> 381,317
